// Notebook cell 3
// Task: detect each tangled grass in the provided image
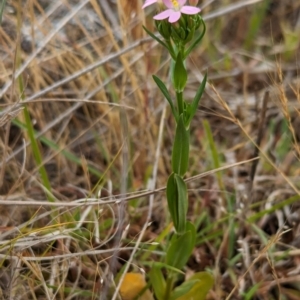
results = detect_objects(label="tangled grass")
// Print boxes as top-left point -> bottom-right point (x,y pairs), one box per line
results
0,0 -> 300,299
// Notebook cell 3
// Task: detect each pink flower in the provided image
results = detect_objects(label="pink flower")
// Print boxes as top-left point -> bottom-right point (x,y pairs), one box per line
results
154,0 -> 201,23
142,0 -> 159,9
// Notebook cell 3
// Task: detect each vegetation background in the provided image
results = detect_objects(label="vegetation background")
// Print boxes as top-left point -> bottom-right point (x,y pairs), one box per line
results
0,0 -> 300,299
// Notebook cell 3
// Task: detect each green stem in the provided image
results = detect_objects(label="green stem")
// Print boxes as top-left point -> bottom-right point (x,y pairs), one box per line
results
166,39 -> 176,60
176,91 -> 184,116
164,275 -> 174,300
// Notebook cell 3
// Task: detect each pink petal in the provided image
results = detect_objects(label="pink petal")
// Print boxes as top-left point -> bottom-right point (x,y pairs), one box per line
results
180,5 -> 201,15
168,11 -> 181,23
153,9 -> 173,20
178,0 -> 187,6
162,0 -> 173,9
142,0 -> 157,9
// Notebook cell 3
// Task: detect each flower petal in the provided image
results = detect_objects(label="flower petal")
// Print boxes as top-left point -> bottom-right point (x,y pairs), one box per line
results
168,11 -> 181,23
142,0 -> 157,9
178,0 -> 187,6
180,5 -> 201,15
153,9 -> 173,20
162,0 -> 173,9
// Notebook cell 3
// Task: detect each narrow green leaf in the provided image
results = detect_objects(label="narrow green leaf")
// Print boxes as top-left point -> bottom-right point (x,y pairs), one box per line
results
186,72 -> 207,127
0,0 -> 6,26
172,52 -> 187,93
169,280 -> 197,300
248,195 -> 300,223
166,230 -> 194,270
142,261 -> 185,275
170,272 -> 214,300
166,173 -> 188,234
203,119 -> 225,190
244,0 -> 270,50
149,265 -> 166,300
11,118 -> 102,177
244,283 -> 261,300
166,173 -> 177,228
152,75 -> 178,121
184,18 -> 206,59
172,114 -> 189,176
167,173 -> 187,233
185,221 -> 196,246
174,174 -> 188,233
143,25 -> 170,51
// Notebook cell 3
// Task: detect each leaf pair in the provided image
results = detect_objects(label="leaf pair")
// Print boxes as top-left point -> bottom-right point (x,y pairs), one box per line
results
150,268 -> 213,300
170,272 -> 214,300
166,173 -> 188,234
172,114 -> 190,176
153,72 -> 207,129
166,222 -> 196,270
149,222 -> 196,300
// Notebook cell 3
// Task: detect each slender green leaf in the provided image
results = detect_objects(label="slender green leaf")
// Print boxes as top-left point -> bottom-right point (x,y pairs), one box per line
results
227,196 -> 236,259
170,272 -> 214,300
142,261 -> 185,275
186,72 -> 207,127
244,0 -> 270,50
143,25 -> 170,51
140,222 -> 173,262
169,280 -> 197,300
244,283 -> 261,300
149,265 -> 166,300
0,0 -> 6,26
247,195 -> 300,223
166,173 -> 178,232
185,222 -> 196,246
166,224 -> 195,269
174,174 -> 188,234
184,18 -> 206,59
153,75 -> 178,121
166,173 -> 188,234
11,118 -> 102,177
203,119 -> 225,191
172,114 -> 189,176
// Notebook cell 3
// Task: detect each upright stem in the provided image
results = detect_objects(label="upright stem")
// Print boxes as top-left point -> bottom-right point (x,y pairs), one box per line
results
176,91 -> 184,116
164,275 -> 174,300
166,39 -> 176,60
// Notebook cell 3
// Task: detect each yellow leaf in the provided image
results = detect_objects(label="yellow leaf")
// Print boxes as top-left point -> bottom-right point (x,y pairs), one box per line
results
119,273 -> 153,300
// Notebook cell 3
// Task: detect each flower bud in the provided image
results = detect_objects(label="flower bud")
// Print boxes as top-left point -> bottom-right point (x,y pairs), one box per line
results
156,20 -> 172,40
189,0 -> 199,5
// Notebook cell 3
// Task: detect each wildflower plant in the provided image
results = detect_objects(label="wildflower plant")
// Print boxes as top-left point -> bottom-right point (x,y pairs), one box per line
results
143,0 -> 213,299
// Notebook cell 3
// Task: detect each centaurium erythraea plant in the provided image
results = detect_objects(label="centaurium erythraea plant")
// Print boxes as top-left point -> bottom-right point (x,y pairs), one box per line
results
142,0 -> 206,234
142,1 -> 212,298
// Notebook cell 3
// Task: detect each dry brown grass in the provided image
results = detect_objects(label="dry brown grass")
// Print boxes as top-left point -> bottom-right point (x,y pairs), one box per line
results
0,0 -> 300,299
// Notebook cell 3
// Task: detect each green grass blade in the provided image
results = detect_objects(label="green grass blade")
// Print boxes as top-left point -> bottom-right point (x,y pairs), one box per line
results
244,0 -> 270,50
0,0 -> 6,26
